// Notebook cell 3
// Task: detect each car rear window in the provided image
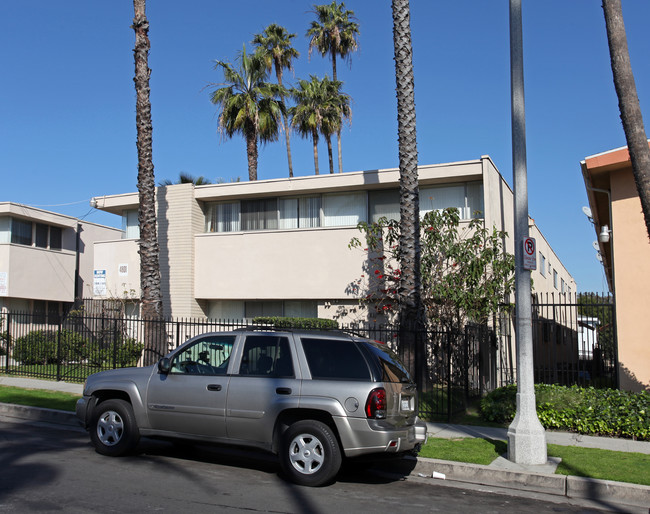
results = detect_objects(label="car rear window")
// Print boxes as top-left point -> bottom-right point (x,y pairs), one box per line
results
364,342 -> 412,383
301,337 -> 370,380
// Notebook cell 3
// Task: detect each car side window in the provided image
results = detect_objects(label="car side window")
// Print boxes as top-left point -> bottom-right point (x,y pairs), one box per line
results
301,337 -> 371,380
238,335 -> 294,377
170,335 -> 235,376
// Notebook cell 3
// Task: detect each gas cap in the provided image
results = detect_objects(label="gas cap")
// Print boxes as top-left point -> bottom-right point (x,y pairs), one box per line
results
344,397 -> 359,412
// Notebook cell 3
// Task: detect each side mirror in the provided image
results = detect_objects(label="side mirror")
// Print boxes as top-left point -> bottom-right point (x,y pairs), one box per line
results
158,357 -> 171,375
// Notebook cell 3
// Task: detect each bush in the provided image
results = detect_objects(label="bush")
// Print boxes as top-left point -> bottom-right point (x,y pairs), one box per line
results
252,316 -> 339,330
87,337 -> 144,368
12,329 -> 90,365
480,384 -> 650,441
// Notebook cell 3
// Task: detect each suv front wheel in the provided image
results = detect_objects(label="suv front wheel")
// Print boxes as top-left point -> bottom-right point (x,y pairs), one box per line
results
89,399 -> 140,457
280,420 -> 342,487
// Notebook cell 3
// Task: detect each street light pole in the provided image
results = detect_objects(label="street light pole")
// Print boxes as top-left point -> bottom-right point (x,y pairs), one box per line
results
507,0 -> 547,465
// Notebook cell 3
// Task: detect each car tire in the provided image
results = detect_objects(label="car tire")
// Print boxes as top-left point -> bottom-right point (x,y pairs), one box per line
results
280,420 -> 342,487
89,399 -> 140,457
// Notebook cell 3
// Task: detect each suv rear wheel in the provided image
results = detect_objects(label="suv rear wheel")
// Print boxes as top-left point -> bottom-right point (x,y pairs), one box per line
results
89,399 -> 140,457
280,420 -> 342,487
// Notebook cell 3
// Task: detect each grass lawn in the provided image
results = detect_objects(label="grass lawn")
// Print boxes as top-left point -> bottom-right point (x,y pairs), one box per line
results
549,444 -> 650,487
0,385 -> 80,411
419,437 -> 650,486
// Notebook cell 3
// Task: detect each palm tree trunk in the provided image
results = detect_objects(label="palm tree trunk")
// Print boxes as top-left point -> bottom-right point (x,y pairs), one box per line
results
331,48 -> 343,173
246,130 -> 258,181
133,0 -> 164,366
326,135 -> 334,174
312,130 -> 320,175
603,0 -> 650,240
275,64 -> 294,178
392,0 -> 425,388
337,130 -> 343,173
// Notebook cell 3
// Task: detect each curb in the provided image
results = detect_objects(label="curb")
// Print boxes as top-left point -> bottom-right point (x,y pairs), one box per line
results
412,456 -> 650,509
0,402 -> 80,427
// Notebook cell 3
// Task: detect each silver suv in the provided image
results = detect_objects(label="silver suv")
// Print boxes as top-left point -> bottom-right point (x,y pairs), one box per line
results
76,329 -> 427,486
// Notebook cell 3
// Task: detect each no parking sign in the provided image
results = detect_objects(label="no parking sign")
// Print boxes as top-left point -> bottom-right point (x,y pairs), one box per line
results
523,237 -> 536,270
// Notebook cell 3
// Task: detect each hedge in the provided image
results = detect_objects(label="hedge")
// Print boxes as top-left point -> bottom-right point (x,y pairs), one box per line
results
480,384 -> 650,441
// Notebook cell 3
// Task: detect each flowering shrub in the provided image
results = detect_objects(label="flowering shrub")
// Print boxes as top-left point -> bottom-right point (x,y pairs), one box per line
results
349,208 -> 515,328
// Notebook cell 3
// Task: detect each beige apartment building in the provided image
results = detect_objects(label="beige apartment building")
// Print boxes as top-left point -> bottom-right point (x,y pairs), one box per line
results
582,144 -> 650,392
90,156 -> 575,324
0,203 -> 122,318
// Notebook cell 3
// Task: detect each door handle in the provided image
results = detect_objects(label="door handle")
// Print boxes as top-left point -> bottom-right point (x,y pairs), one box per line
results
276,387 -> 292,395
207,384 -> 222,391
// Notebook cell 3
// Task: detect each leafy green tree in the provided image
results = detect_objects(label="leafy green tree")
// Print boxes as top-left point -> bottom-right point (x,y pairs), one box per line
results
252,24 -> 300,178
132,0 -> 164,365
350,208 -> 515,332
159,172 -> 213,186
210,46 -> 286,181
289,75 -> 343,175
307,1 -> 359,173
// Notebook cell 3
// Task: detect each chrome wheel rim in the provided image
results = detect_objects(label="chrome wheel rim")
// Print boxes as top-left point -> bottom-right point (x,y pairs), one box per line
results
288,433 -> 325,475
96,410 -> 124,446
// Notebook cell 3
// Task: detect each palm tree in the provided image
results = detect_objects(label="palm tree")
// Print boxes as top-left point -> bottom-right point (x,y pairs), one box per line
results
132,0 -> 164,366
307,1 -> 359,173
602,0 -> 650,240
321,85 -> 351,174
289,75 -> 343,175
210,46 -> 285,181
252,24 -> 300,178
391,0 -> 425,388
159,172 -> 213,186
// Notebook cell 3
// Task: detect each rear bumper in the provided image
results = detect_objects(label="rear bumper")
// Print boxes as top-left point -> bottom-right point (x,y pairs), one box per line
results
335,416 -> 428,457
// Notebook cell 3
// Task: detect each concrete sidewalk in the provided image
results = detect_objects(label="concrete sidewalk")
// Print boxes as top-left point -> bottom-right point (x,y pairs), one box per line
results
1,375 -> 649,511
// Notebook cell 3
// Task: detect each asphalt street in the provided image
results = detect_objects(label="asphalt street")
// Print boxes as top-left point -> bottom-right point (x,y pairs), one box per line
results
0,416 -> 627,514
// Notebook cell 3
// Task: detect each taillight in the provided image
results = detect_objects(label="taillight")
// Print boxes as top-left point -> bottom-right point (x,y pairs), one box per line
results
365,387 -> 387,419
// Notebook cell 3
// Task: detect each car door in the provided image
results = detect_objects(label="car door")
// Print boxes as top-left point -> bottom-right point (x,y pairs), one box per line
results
225,334 -> 301,445
146,334 -> 235,438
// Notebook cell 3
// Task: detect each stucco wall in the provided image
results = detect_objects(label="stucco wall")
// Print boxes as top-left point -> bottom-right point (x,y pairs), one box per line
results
611,170 -> 650,391
195,227 -> 363,301
0,244 -> 76,302
93,239 -> 140,299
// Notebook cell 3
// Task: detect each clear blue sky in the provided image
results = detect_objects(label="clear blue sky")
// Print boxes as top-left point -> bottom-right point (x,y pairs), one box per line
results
1,1 -> 649,293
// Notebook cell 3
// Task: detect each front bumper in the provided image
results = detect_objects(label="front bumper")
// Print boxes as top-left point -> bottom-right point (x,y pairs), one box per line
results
335,416 -> 428,457
75,396 -> 93,429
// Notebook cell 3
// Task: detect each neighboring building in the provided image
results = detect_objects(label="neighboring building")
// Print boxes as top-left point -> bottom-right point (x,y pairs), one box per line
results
90,156 -> 575,325
582,144 -> 650,392
0,202 -> 123,318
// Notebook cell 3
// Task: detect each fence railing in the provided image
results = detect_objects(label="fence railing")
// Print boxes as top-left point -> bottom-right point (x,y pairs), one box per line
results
1,295 -> 617,420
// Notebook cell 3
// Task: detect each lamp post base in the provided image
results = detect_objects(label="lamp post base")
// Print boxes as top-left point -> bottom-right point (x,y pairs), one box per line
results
507,392 -> 547,465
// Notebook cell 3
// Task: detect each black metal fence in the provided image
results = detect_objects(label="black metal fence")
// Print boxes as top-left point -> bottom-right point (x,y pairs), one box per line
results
0,293 -> 617,421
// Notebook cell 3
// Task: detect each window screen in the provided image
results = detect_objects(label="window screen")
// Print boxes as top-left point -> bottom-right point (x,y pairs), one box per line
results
35,223 -> 48,248
322,193 -> 366,227
369,189 -> 399,222
49,226 -> 62,250
241,198 -> 278,231
11,218 -> 32,246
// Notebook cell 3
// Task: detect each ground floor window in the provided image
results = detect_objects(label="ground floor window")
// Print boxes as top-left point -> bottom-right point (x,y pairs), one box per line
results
206,300 -> 318,321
